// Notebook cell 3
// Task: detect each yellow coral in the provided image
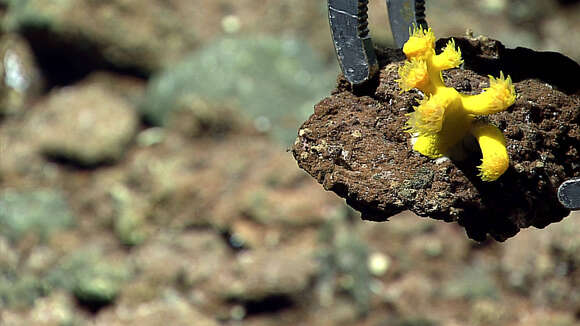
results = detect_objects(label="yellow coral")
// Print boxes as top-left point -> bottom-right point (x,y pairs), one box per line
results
471,123 -> 509,181
432,39 -> 463,70
405,96 -> 445,135
403,27 -> 436,60
398,26 -> 516,181
397,59 -> 429,92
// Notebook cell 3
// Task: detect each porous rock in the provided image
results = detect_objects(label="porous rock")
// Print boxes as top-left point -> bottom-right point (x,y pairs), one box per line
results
292,36 -> 580,241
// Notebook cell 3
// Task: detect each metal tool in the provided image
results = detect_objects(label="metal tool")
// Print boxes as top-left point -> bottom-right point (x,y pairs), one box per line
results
327,0 -> 579,210
558,178 -> 580,210
327,0 -> 426,85
387,0 -> 427,48
327,0 -> 378,85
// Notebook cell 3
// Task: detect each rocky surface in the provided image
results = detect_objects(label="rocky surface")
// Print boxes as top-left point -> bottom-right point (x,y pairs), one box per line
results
0,189 -> 74,241
1,0 -> 580,325
2,0 -> 199,76
95,298 -> 219,326
293,37 -> 580,241
1,292 -> 86,326
141,37 -> 335,144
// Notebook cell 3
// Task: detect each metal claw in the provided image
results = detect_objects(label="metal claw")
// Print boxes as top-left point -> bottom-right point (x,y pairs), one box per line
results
328,0 -> 428,84
558,178 -> 580,210
387,0 -> 428,48
328,0 -> 378,85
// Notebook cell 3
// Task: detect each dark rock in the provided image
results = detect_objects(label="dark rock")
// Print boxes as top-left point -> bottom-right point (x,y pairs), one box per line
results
292,37 -> 580,241
2,0 -> 198,80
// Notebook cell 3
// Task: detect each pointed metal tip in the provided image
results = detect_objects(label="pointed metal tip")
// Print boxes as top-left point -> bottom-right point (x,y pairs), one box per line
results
558,178 -> 580,210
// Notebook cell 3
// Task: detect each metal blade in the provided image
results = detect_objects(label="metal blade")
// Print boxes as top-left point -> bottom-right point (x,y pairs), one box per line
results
386,0 -> 427,48
558,178 -> 580,210
328,0 -> 378,84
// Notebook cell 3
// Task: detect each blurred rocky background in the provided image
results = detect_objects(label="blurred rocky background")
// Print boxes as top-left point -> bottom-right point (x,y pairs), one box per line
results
0,0 -> 579,325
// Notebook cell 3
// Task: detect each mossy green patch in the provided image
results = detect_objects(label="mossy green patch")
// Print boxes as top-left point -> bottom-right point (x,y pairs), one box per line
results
0,190 -> 74,241
44,249 -> 131,307
142,37 -> 336,144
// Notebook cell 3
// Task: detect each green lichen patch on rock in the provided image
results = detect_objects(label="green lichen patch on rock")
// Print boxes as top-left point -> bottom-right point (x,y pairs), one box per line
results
141,37 -> 336,144
44,249 -> 131,309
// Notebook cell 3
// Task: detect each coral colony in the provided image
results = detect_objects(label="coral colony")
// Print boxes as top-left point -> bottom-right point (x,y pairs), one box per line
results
397,26 -> 516,181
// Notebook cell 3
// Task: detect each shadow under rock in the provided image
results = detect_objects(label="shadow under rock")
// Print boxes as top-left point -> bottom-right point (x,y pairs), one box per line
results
452,150 -> 568,242
19,26 -> 148,88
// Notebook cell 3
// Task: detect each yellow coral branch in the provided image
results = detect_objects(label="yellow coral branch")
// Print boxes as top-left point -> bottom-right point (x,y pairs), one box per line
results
413,134 -> 445,159
397,59 -> 430,92
471,123 -> 509,182
432,39 -> 463,70
462,72 -> 516,115
405,96 -> 445,135
403,26 -> 436,60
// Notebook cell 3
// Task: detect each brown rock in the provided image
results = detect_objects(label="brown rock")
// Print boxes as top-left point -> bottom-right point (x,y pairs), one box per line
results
133,230 -> 230,288
212,237 -> 319,301
29,83 -> 138,166
292,37 -> 580,241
